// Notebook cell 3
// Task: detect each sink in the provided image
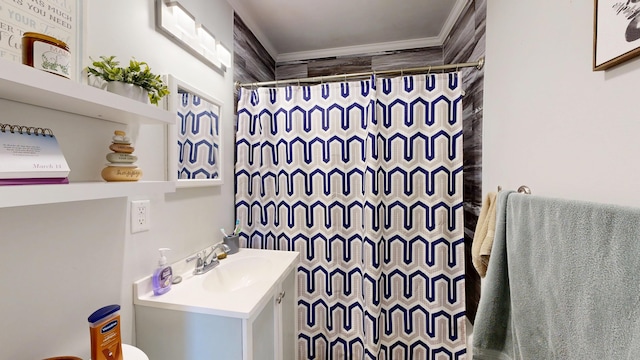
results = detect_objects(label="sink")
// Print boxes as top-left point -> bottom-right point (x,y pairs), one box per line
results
134,248 -> 300,360
133,248 -> 300,319
202,256 -> 272,293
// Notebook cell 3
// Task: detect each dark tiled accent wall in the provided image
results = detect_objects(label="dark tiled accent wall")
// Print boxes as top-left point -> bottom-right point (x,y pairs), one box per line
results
233,1 -> 485,324
276,47 -> 443,80
371,47 -> 443,71
233,13 -> 276,88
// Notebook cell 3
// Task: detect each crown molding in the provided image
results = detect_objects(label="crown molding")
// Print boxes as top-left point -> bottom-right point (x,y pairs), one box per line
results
227,0 -> 278,59
437,0 -> 469,44
230,0 -> 469,64
275,0 -> 468,63
276,37 -> 442,63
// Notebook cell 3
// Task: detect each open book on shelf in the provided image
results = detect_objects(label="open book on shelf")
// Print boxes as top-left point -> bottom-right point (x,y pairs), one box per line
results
0,123 -> 70,184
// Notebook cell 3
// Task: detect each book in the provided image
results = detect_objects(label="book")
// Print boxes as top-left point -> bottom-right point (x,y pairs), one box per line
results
0,124 -> 70,179
0,177 -> 69,186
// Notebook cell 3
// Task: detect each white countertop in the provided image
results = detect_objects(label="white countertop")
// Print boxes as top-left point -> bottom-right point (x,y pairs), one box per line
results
133,248 -> 299,319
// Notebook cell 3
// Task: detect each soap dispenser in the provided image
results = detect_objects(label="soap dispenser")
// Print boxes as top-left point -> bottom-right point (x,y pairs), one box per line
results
152,248 -> 172,296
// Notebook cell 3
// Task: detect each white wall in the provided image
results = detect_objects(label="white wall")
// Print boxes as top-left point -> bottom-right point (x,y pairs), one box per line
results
0,1 -> 235,359
484,0 -> 640,207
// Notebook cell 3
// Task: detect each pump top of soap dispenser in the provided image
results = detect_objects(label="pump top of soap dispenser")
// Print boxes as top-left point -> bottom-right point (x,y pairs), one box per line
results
158,248 -> 170,266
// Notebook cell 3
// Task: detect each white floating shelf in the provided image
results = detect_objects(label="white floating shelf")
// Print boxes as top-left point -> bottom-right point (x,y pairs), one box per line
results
0,181 -> 176,208
0,58 -> 174,125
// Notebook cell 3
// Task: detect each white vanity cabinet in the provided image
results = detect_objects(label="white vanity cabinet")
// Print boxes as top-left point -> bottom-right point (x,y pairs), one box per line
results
249,269 -> 296,360
0,58 -> 175,208
133,248 -> 299,360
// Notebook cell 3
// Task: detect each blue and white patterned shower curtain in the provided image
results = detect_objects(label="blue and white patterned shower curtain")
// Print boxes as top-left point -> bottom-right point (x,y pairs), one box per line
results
177,91 -> 221,179
235,73 -> 466,359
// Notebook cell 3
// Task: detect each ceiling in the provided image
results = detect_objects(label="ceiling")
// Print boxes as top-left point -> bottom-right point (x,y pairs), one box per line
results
226,0 -> 469,63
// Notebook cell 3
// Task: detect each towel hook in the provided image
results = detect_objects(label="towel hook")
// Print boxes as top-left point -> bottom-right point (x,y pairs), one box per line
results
497,185 -> 531,194
517,185 -> 532,194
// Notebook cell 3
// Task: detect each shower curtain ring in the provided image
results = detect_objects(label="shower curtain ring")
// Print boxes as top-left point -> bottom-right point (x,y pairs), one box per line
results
428,66 -> 432,75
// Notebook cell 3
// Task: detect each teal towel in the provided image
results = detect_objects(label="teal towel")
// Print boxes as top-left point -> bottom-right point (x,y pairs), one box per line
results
473,192 -> 640,359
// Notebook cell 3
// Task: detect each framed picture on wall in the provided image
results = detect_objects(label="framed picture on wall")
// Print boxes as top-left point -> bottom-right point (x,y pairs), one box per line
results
594,0 -> 640,70
0,0 -> 85,80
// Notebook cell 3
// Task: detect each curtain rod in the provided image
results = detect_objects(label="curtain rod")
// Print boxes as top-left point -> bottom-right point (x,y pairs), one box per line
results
235,57 -> 484,89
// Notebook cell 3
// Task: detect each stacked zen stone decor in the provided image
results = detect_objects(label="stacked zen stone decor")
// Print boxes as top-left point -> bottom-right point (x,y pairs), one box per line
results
101,130 -> 142,182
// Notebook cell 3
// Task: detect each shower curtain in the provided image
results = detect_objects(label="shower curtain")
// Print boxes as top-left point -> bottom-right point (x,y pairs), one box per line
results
235,74 -> 466,359
177,91 -> 221,179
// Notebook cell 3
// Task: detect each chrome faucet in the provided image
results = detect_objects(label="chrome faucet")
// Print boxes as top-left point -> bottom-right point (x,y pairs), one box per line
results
186,243 -> 231,275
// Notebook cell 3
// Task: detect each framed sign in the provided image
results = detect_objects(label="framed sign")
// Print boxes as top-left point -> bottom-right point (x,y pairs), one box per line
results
594,0 -> 640,71
0,0 -> 83,80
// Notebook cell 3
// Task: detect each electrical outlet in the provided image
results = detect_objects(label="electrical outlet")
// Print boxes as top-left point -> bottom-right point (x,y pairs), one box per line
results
131,200 -> 151,233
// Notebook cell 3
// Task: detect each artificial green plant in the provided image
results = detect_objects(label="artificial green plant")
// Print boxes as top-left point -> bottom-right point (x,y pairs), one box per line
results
86,55 -> 169,105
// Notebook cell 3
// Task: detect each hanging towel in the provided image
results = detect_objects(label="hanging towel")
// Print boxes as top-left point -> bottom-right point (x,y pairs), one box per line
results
473,192 -> 640,360
471,191 -> 498,277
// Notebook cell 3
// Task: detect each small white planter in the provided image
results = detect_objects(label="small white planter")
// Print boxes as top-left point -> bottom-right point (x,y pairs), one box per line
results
106,81 -> 148,103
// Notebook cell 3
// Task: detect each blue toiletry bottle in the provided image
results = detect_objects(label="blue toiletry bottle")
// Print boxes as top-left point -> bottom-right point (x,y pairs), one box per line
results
152,248 -> 172,295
